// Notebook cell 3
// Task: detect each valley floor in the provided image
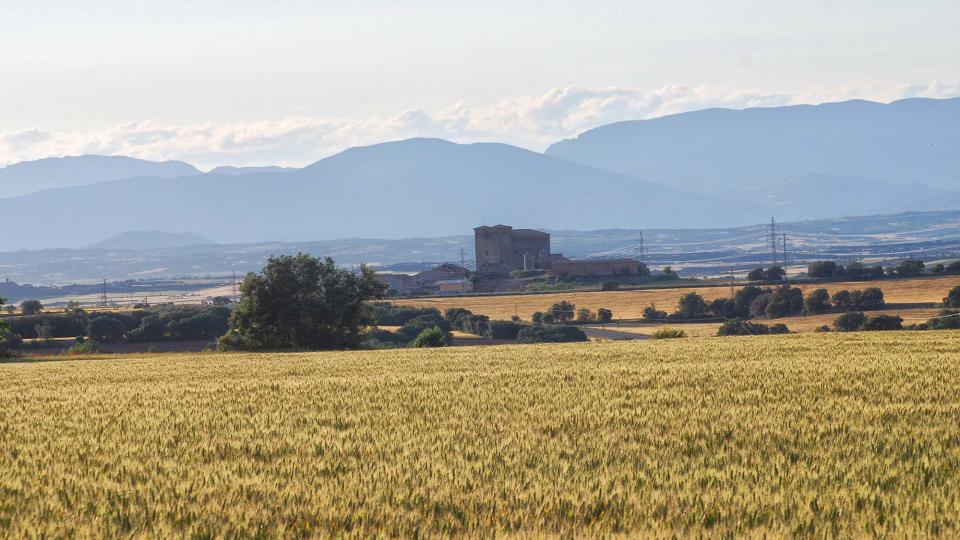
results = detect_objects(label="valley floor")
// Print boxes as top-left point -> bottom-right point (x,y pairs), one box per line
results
2,332 -> 960,536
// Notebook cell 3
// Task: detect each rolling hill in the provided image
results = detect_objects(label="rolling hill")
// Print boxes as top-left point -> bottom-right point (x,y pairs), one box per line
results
0,155 -> 199,198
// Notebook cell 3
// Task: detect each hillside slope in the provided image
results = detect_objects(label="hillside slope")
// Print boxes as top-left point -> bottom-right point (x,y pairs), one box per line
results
546,97 -> 960,190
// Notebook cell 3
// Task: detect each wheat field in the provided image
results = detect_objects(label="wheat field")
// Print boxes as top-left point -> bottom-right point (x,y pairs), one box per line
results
394,275 -> 960,321
2,332 -> 960,536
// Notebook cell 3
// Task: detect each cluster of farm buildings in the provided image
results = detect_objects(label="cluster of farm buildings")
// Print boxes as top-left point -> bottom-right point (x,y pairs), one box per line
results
379,225 -> 642,296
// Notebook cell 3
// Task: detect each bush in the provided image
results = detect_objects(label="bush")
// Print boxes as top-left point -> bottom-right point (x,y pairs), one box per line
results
600,281 -> 619,291
768,323 -> 790,334
652,328 -> 686,339
717,319 -> 781,336
814,325 -> 832,333
861,315 -> 903,331
516,325 -> 588,343
489,320 -> 523,340
946,261 -> 960,274
373,303 -> 442,326
927,310 -> 960,330
834,311 -> 866,332
68,340 -> 104,354
747,267 -> 766,281
642,306 -> 667,320
411,326 -> 446,348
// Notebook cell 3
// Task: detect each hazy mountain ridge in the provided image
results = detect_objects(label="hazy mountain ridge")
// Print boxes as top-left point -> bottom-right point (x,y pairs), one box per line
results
87,230 -> 217,250
0,138 -> 764,251
546,97 -> 960,190
0,155 -> 200,199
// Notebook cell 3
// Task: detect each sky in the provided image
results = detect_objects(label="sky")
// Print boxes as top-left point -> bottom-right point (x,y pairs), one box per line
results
1,0 -> 958,168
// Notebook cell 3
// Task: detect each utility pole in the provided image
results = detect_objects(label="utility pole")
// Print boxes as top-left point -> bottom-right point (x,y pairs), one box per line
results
729,267 -> 735,298
769,217 -> 778,268
782,233 -> 788,276
637,232 -> 645,264
460,248 -> 465,267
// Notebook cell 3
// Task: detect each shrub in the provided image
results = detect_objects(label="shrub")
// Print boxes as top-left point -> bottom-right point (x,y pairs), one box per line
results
717,319 -> 780,336
768,323 -> 790,334
860,315 -> 903,331
516,325 -> 588,343
834,311 -> 866,332
946,261 -> 960,274
489,320 -> 523,340
411,326 -> 446,348
600,281 -> 619,291
371,303 -> 442,326
814,325 -> 832,333
747,267 -> 766,281
68,340 -> 103,354
927,310 -> 960,330
652,328 -> 686,339
642,306 -> 667,321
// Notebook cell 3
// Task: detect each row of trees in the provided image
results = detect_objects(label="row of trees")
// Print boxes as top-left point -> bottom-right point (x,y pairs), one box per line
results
806,259 -> 938,280
645,285 -> 886,322
531,301 -> 613,324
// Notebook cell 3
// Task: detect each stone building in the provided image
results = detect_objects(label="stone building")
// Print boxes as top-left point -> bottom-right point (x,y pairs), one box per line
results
474,225 -> 551,274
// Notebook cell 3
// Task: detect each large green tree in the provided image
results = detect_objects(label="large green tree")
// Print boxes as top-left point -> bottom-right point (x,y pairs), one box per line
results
219,254 -> 386,351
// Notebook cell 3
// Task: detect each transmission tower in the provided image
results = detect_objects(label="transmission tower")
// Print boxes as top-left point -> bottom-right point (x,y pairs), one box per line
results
637,232 -> 645,263
101,279 -> 108,307
782,233 -> 788,271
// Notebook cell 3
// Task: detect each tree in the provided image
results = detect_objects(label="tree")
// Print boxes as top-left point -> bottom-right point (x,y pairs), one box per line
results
411,326 -> 446,347
804,288 -> 831,314
516,325 -> 588,343
64,300 -> 84,314
947,261 -> 960,275
531,311 -> 544,324
211,296 -> 233,306
733,286 -> 766,319
3,305 -> 14,315
20,300 -> 43,315
834,311 -> 866,332
944,285 -> 960,308
489,320 -> 523,340
0,296 -> 19,357
764,266 -> 786,281
831,290 -> 852,310
763,285 -> 804,318
576,308 -> 596,323
87,316 -> 126,343
218,254 -> 386,351
34,322 -> 54,342
895,259 -> 925,277
807,261 -> 840,279
747,267 -> 766,281
676,292 -> 708,319
548,301 -> 576,323
597,308 -> 613,323
857,287 -> 885,310
931,263 -> 946,274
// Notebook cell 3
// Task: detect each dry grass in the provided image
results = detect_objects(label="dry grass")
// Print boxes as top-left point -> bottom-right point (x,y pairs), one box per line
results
394,275 -> 960,322
3,332 -> 960,536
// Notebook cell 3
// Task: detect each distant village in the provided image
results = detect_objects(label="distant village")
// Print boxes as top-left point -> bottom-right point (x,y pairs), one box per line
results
378,225 -> 644,296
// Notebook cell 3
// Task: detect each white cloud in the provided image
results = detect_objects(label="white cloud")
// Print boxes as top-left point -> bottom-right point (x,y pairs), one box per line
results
2,80 -> 958,169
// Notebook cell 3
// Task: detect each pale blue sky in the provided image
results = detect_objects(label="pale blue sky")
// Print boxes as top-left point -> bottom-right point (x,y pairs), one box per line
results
1,0 -> 958,166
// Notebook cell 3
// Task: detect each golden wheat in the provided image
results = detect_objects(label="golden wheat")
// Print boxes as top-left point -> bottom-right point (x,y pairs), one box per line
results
2,332 -> 960,536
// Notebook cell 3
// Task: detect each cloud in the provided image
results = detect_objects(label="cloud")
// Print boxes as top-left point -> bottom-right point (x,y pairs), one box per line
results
2,80 -> 958,169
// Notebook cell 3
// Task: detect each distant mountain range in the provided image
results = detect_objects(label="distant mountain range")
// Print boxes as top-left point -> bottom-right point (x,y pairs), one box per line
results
87,230 -> 217,250
0,155 -> 198,199
0,96 -> 958,252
